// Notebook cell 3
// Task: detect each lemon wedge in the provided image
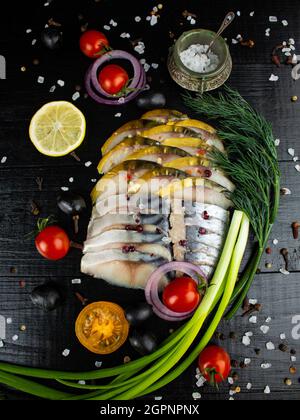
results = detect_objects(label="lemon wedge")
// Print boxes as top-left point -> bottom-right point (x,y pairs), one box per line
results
29,101 -> 86,157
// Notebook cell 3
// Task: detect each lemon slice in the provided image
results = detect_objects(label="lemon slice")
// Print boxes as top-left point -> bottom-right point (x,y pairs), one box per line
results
29,101 -> 86,157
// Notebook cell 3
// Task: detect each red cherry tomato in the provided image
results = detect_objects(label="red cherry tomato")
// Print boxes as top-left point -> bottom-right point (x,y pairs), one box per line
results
35,226 -> 70,261
79,30 -> 109,58
162,277 -> 201,313
198,346 -> 231,385
98,64 -> 129,95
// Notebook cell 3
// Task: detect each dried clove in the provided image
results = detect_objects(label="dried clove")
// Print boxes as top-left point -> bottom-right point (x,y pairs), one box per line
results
242,303 -> 262,317
70,151 -> 81,162
30,200 -> 40,216
75,292 -> 88,306
292,222 -> 300,239
272,54 -> 281,67
35,177 -> 44,191
280,248 -> 289,271
240,39 -> 255,48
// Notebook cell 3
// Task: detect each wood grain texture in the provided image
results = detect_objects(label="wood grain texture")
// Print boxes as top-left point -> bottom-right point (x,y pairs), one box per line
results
0,0 -> 300,401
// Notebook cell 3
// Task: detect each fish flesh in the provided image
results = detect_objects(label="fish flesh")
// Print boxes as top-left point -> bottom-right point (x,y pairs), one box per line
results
81,112 -> 234,289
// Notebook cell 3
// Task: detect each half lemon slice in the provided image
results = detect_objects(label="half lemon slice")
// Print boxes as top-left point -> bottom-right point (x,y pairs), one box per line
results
29,101 -> 86,157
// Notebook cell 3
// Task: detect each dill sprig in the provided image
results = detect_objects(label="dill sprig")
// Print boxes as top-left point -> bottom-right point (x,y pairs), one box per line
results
183,86 -> 280,318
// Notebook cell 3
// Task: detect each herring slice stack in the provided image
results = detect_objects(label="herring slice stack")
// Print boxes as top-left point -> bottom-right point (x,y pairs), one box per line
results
81,110 -> 234,289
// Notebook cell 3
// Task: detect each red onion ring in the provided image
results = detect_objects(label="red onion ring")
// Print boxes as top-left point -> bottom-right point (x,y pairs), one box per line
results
145,262 -> 207,322
85,50 -> 146,105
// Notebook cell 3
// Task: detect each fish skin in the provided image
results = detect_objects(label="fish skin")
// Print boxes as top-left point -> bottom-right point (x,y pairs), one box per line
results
185,215 -> 227,235
186,227 -> 224,249
184,251 -> 217,267
82,249 -> 169,265
186,242 -> 220,258
184,202 -> 229,223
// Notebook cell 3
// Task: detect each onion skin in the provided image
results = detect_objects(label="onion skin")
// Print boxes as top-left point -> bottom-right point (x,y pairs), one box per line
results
145,262 -> 207,322
85,50 -> 146,105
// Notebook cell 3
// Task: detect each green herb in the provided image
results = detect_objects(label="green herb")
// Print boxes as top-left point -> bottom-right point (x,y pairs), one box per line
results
183,86 -> 280,318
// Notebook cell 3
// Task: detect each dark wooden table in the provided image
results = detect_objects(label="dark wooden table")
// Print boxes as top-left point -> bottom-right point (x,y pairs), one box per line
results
0,0 -> 300,401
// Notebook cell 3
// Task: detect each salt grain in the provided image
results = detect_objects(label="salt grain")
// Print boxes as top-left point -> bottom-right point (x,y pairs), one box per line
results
266,341 -> 275,350
135,16 -> 142,23
249,299 -> 258,305
78,380 -> 86,385
282,20 -> 288,26
260,325 -> 270,334
1,156 -> 7,164
71,278 -> 81,284
103,25 -> 111,31
91,179 -> 97,183
150,15 -> 158,26
154,396 -> 162,400
61,186 -> 69,191
0,340 -> 4,348
273,239 -> 279,245
12,335 -> 19,341
249,316 -> 257,324
245,331 -> 253,337
37,76 -> 45,84
261,362 -> 272,369
134,41 -> 145,55
264,385 -> 271,394
190,18 -> 196,25
72,92 -> 80,101
57,79 -> 65,87
115,113 -> 122,118
151,63 -> 159,69
265,317 -> 272,323
95,361 -> 103,368
32,39 -> 37,46
196,376 -> 206,387
232,39 -> 239,45
269,74 -> 279,82
274,139 -> 281,146
228,377 -> 234,385
6,318 -> 12,325
192,392 -> 201,400
280,268 -> 290,275
237,11 -> 241,17
26,28 -> 32,34
242,335 -> 251,346
120,32 -> 130,39
280,333 -> 286,340
269,16 -> 278,23
49,85 -> 56,93
250,11 -> 255,17
144,63 -> 151,72
291,355 -> 297,362
244,358 -> 251,365
246,383 -> 252,390
62,349 -> 70,357
85,161 -> 92,168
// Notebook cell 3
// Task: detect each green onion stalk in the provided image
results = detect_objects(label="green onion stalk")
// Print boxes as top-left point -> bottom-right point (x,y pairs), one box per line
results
0,211 -> 249,399
183,86 -> 280,319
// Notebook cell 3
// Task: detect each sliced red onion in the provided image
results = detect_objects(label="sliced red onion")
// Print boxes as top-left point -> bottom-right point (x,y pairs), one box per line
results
84,50 -> 146,105
145,262 -> 207,322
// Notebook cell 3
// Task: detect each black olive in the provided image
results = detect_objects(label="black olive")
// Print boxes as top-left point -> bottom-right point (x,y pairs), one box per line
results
125,303 -> 154,326
30,282 -> 65,312
136,92 -> 167,110
57,192 -> 87,234
41,27 -> 63,50
129,330 -> 158,355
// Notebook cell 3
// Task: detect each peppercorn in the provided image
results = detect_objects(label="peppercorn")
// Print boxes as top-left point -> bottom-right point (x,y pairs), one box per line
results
284,378 -> 292,386
290,349 -> 297,356
19,325 -> 26,332
265,262 -> 273,269
124,356 -> 131,364
291,96 -> 298,102
266,247 -> 272,255
279,343 -> 289,352
254,348 -> 261,355
289,366 -> 297,375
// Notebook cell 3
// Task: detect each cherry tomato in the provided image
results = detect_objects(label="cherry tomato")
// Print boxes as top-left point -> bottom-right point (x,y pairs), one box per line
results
79,30 -> 109,58
198,346 -> 231,386
162,277 -> 201,313
98,64 -> 129,95
35,226 -> 70,261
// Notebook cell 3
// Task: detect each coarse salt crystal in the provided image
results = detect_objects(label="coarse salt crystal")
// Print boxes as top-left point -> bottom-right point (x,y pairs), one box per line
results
289,38 -> 295,45
242,335 -> 251,346
78,380 -> 86,385
1,156 -> 7,164
26,28 -> 32,33
269,16 -> 278,22
244,358 -> 251,365
246,383 -> 252,390
229,390 -> 236,396
134,42 -> 145,55
57,79 -> 65,87
250,11 -> 255,17
265,317 -> 272,323
279,268 -> 290,275
261,362 -> 272,369
91,178 -> 97,183
280,333 -> 286,340
62,349 -> 70,357
61,186 -> 69,192
103,25 -> 111,31
190,18 -> 196,25
12,335 -> 19,341
260,325 -> 270,334
266,341 -> 275,350
237,11 -> 241,16
71,278 -> 81,284
85,161 -> 92,168
232,39 -> 239,44
264,386 -> 271,394
150,15 -> 158,26
72,92 -> 80,101
115,113 -> 122,118
110,19 -> 118,27
0,340 -> 4,348
228,377 -> 234,385
32,39 -> 37,46
144,63 -> 151,72
291,355 -> 297,362
146,16 -> 151,22
249,299 -> 258,305
151,63 -> 159,69
120,32 -> 130,39
269,74 -> 279,82
192,392 -> 201,400
6,318 -> 12,324
49,85 -> 56,93
37,76 -> 45,84
245,331 -> 253,337
229,397 -> 235,400
196,376 -> 206,387
249,316 -> 257,324
273,239 -> 279,245
135,16 -> 142,22
282,20 -> 288,26
95,361 -> 102,368
274,139 -> 281,146
180,44 -> 220,73
154,396 -> 162,401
